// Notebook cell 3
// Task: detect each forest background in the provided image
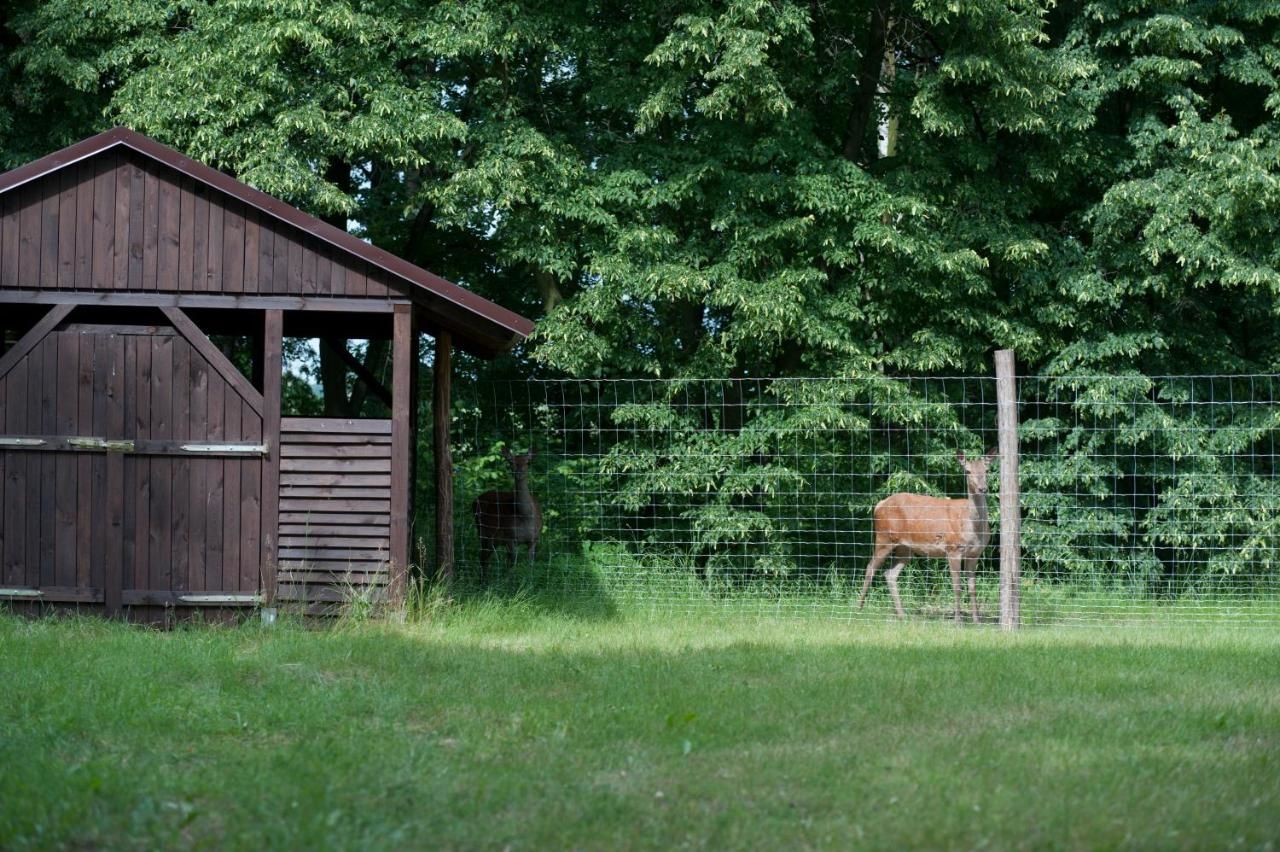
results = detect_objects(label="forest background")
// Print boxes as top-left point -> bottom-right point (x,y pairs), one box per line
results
4,0 -> 1280,593
5,0 -> 1279,386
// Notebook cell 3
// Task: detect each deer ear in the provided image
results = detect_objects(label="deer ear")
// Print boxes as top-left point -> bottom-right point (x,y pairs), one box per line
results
956,450 -> 967,463
985,447 -> 998,461
500,447 -> 513,462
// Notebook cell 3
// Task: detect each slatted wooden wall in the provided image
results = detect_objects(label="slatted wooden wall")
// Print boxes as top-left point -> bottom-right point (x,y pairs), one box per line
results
277,417 -> 392,605
0,322 -> 264,605
0,150 -> 399,299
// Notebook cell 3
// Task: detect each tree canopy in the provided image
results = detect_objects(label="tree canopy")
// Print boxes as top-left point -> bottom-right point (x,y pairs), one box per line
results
4,0 -> 1280,381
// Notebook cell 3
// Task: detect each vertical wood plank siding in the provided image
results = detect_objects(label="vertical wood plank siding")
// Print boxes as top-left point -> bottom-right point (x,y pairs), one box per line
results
0,324 -> 266,605
77,332 -> 95,590
3,359 -> 27,586
57,168 -> 76,288
54,331 -> 77,587
112,159 -> 131,289
0,150 -> 402,301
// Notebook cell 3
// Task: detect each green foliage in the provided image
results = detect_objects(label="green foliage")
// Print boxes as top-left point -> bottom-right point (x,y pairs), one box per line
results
1021,373 -> 1280,592
281,338 -> 324,416
4,0 -> 1279,377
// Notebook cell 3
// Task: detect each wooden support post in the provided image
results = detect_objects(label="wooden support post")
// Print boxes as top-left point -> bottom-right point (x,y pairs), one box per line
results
260,310 -> 282,606
250,325 -> 265,390
995,349 -> 1021,630
434,332 -> 454,583
389,305 -> 415,604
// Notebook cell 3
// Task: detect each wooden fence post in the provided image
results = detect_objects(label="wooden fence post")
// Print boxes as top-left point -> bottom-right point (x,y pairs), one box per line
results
389,305 -> 415,605
995,349 -> 1021,630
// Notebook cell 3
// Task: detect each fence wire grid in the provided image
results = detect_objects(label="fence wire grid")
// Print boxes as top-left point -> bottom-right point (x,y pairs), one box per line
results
427,373 -> 1280,626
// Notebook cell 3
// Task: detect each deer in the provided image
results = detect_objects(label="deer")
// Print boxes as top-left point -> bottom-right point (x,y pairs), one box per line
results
472,447 -> 542,578
857,448 -> 998,623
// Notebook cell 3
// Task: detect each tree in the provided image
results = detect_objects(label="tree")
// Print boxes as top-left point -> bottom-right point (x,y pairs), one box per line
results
1054,0 -> 1280,374
7,0 -> 1280,381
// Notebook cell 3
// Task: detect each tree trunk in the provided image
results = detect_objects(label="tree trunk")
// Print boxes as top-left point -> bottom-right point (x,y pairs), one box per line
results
878,35 -> 899,158
676,301 -> 705,360
319,338 -> 352,417
842,1 -> 893,163
319,338 -> 393,417
536,270 -> 564,314
349,338 -> 391,414
321,159 -> 354,229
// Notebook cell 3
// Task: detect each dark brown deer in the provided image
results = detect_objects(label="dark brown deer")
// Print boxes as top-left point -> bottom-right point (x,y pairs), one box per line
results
857,449 -> 997,623
473,448 -> 542,577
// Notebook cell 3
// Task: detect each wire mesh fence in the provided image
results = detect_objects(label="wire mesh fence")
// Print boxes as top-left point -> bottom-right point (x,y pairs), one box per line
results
423,372 -> 1280,626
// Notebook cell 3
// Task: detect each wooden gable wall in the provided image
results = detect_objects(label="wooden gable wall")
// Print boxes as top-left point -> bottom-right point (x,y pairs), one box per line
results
0,149 -> 404,301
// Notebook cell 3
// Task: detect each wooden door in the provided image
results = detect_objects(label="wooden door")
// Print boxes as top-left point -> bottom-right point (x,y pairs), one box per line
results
0,310 -> 267,615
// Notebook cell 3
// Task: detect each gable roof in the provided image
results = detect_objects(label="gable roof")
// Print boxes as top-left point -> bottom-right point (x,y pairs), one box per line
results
0,127 -> 535,357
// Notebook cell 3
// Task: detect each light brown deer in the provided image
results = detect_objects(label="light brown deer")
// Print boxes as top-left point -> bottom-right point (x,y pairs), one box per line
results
473,448 -> 542,577
857,449 -> 997,623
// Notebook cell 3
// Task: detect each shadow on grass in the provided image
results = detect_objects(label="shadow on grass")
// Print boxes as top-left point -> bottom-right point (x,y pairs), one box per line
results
438,550 -> 622,622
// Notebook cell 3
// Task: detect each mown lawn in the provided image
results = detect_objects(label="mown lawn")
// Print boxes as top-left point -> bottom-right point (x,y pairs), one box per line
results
1,604 -> 1277,850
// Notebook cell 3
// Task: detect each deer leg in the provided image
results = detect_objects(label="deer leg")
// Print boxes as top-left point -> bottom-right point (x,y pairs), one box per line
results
884,559 -> 908,619
966,556 -> 980,623
858,544 -> 893,609
948,554 -> 964,623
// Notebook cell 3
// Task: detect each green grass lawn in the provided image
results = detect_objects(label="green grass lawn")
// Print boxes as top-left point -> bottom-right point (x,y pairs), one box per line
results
1,603 -> 1277,850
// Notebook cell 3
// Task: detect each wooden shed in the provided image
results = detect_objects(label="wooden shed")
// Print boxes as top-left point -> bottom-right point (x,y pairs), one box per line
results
0,127 -> 533,618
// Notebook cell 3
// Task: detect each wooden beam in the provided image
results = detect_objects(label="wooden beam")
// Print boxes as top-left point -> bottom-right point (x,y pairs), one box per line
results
388,304 -> 415,604
283,312 -> 393,342
121,590 -> 260,606
0,290 -> 521,358
0,303 -> 73,382
0,586 -> 103,603
434,331 -> 454,583
0,435 -> 264,456
281,417 -> 391,434
261,309 -> 283,606
160,306 -> 265,417
60,323 -> 176,336
0,289 -> 402,313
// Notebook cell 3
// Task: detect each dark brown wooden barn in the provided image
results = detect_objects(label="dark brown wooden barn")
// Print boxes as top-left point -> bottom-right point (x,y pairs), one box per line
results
0,127 -> 533,619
